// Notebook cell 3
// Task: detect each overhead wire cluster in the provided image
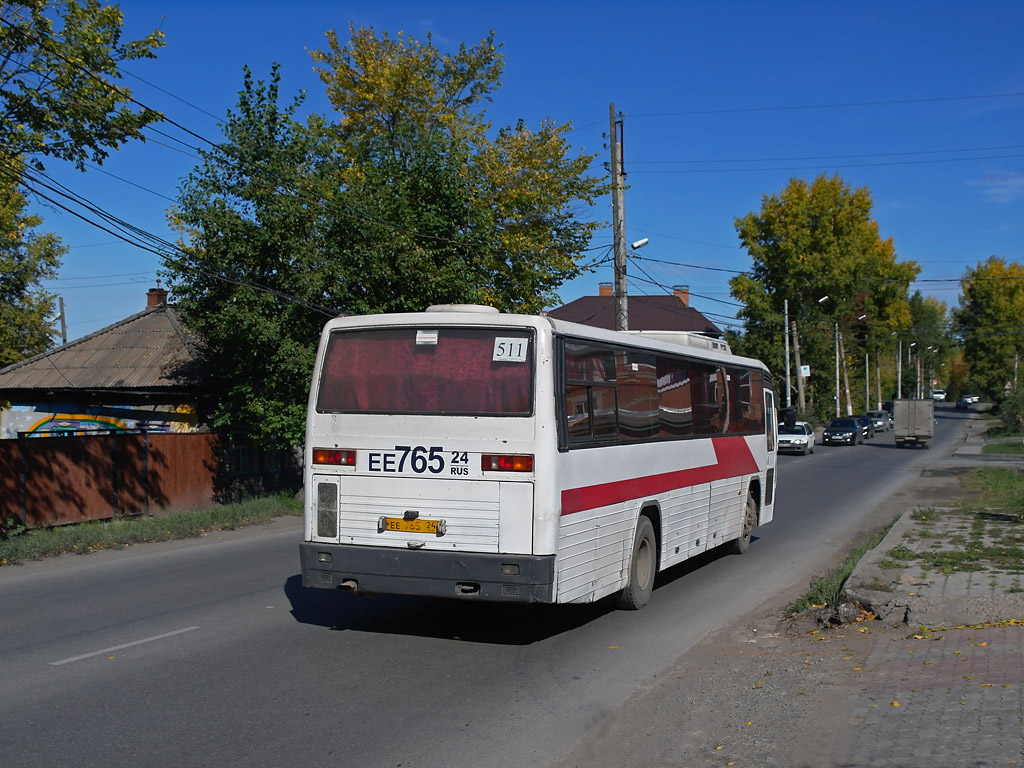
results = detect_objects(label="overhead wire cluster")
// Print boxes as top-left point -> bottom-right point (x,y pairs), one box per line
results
5,14 -> 1024,342
2,15 -> 609,324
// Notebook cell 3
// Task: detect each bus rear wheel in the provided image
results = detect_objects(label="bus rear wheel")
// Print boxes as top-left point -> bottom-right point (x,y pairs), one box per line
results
616,516 -> 657,610
729,492 -> 758,555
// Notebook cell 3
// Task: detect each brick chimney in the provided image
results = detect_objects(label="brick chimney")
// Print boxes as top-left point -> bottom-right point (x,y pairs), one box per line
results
673,285 -> 690,306
599,282 -> 613,297
147,287 -> 169,308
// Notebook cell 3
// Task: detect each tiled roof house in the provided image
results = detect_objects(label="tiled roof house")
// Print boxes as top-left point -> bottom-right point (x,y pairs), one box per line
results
0,288 -> 207,435
546,284 -> 723,337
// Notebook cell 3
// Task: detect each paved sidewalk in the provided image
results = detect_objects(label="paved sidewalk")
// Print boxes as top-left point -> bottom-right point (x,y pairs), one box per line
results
554,411 -> 1024,768
833,622 -> 1024,768
834,412 -> 1024,767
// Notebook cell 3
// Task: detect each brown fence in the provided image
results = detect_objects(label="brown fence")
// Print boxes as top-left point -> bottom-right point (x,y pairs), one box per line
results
0,433 -> 220,530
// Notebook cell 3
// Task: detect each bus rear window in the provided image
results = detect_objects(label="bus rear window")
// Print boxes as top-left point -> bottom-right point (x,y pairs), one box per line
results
317,327 -> 534,415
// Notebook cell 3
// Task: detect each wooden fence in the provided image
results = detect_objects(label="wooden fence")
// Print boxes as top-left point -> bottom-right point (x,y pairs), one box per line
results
0,433 -> 220,530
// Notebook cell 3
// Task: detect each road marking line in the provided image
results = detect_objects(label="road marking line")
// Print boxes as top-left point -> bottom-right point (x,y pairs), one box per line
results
49,626 -> 200,666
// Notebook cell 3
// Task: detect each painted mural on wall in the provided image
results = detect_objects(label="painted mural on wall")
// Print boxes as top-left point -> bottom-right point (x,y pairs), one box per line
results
1,405 -> 199,439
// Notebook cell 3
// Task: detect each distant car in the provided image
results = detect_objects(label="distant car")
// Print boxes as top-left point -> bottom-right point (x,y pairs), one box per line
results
882,401 -> 895,428
854,414 -> 875,439
867,409 -> 889,432
964,393 -> 980,403
778,420 -> 815,455
932,389 -> 947,401
822,418 -> 863,446
956,397 -> 971,410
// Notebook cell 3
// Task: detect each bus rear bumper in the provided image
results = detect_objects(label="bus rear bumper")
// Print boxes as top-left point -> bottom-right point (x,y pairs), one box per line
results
299,543 -> 556,603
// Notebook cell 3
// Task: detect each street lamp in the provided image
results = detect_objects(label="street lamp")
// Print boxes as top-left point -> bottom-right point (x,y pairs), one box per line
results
614,237 -> 649,331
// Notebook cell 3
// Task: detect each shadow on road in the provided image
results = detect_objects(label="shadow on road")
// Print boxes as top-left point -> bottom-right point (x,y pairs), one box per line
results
284,574 -> 614,644
283,539 -> 747,645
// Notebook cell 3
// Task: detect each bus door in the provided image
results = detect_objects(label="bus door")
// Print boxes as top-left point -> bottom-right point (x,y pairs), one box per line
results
761,389 -> 777,524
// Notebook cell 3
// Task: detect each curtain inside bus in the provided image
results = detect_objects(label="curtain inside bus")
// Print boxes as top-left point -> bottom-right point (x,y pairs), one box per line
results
317,327 -> 534,415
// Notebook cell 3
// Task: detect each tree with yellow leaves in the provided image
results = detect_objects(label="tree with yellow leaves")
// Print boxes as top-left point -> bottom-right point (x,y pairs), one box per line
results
166,28 -> 608,447
0,0 -> 164,171
0,161 -> 65,366
730,174 -> 919,418
311,25 -> 609,313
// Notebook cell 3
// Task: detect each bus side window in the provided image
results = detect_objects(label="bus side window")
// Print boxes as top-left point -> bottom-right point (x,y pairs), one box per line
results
566,385 -> 591,440
690,361 -> 723,435
725,367 -> 765,434
656,356 -> 693,437
616,350 -> 659,441
564,342 -> 617,443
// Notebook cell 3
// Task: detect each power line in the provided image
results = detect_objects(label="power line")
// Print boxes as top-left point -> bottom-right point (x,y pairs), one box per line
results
630,153 -> 1024,174
631,143 -> 1024,166
629,90 -> 1024,118
634,254 -> 1024,285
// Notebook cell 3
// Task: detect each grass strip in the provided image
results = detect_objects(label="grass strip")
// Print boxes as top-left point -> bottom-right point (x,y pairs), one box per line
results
787,515 -> 899,614
982,442 -> 1024,455
0,493 -> 301,566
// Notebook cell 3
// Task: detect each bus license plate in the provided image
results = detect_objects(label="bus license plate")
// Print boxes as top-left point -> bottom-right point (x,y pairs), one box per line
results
380,517 -> 441,534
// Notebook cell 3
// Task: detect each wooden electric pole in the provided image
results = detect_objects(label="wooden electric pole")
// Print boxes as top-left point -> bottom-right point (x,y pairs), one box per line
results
609,103 -> 628,331
792,320 -> 806,414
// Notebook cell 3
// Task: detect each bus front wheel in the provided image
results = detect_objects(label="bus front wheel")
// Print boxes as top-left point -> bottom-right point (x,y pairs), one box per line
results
729,492 -> 758,555
616,516 -> 657,610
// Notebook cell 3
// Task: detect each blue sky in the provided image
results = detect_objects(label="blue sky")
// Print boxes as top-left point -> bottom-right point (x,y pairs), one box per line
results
30,0 -> 1024,341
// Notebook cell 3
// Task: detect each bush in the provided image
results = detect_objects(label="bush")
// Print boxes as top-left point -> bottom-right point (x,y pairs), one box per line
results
998,384 -> 1024,434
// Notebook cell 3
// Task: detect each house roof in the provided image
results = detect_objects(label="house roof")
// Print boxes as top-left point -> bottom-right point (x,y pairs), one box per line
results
546,294 -> 723,337
0,302 -> 202,405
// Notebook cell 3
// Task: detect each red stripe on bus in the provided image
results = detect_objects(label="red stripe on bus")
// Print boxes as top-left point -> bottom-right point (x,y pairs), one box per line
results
559,436 -> 759,516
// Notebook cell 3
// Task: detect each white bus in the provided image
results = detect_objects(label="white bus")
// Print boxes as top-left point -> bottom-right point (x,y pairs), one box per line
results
300,304 -> 777,609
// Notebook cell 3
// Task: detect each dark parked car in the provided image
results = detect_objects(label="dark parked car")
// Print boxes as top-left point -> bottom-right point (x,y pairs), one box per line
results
854,414 -> 875,439
822,418 -> 863,445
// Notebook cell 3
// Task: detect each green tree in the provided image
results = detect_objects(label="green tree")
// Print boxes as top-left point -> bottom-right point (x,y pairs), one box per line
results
1,0 -> 164,171
167,28 -> 609,446
954,256 -> 1024,400
0,160 -> 64,366
167,67 -> 332,447
901,291 -> 950,398
730,174 -> 919,418
311,25 -> 609,312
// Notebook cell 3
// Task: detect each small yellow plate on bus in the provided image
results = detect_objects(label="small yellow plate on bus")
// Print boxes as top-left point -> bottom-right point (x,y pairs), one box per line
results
380,517 -> 441,534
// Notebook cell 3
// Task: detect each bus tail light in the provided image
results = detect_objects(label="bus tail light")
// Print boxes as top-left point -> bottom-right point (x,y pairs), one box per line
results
313,448 -> 356,466
481,454 -> 534,472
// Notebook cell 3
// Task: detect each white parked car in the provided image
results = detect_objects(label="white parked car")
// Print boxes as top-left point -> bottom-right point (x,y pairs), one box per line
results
867,410 -> 889,432
778,420 -> 815,455
932,389 -> 946,401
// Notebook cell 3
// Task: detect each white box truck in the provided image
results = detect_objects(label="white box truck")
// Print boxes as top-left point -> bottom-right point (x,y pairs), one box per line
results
894,398 -> 935,448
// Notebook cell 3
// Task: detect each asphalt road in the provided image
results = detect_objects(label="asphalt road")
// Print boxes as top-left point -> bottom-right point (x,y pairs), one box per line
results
0,407 -> 965,768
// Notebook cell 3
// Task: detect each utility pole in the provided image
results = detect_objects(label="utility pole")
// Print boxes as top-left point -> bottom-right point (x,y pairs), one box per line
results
865,352 -> 870,413
58,296 -> 67,345
897,340 -> 902,399
835,322 -> 840,417
784,299 -> 792,408
609,103 -> 628,331
791,320 -> 806,414
840,330 -> 853,416
876,351 -> 882,410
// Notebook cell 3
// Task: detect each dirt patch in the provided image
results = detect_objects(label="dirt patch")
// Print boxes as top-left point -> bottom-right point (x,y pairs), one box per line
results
552,605 -> 886,768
